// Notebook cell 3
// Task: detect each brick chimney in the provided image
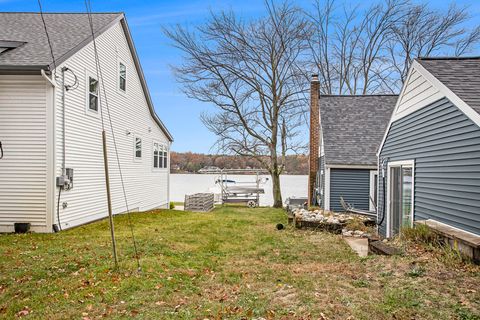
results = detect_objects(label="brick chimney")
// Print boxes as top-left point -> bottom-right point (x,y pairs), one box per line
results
308,74 -> 320,206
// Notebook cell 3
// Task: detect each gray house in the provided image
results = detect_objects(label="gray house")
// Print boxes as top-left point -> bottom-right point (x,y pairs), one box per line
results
308,76 -> 397,211
377,57 -> 480,238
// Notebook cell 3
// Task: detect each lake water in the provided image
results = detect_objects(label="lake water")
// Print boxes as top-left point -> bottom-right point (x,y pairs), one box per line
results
170,174 -> 308,206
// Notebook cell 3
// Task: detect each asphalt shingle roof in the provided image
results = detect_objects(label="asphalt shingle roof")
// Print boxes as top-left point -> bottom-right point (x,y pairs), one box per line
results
0,12 -> 173,141
416,57 -> 480,115
0,12 -> 122,69
320,95 -> 398,166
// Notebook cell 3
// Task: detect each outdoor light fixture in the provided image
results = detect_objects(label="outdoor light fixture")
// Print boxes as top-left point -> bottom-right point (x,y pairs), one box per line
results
381,158 -> 389,178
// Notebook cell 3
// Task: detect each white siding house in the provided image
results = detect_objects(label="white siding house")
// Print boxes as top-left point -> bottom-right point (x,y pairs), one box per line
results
0,13 -> 173,232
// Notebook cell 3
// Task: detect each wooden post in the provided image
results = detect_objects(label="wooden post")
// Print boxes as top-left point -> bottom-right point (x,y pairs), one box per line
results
102,130 -> 118,268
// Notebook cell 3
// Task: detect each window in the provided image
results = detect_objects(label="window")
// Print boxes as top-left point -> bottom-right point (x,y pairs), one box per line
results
135,136 -> 142,159
387,161 -> 414,237
162,145 -> 168,168
153,142 -> 168,169
119,62 -> 126,92
369,171 -> 378,212
153,142 -> 160,168
88,76 -> 99,111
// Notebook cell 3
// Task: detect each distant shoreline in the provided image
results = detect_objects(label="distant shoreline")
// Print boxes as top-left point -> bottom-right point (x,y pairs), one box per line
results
170,171 -> 307,176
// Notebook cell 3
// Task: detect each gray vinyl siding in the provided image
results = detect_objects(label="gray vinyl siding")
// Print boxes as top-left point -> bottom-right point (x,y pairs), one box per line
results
378,97 -> 480,236
330,169 -> 370,212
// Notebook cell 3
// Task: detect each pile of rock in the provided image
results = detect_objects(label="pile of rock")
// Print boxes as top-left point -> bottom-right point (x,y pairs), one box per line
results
341,229 -> 371,238
293,208 -> 369,224
292,208 -> 374,238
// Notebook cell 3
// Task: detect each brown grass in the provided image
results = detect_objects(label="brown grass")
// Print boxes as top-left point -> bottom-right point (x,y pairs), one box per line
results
0,207 -> 479,319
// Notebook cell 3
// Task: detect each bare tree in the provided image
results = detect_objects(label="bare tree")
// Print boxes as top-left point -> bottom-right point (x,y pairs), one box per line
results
388,3 -> 480,86
307,0 -> 403,95
164,2 -> 309,207
307,0 -> 480,94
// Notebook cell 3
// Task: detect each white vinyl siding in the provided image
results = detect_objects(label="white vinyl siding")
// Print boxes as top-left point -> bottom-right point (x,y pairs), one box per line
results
392,67 -> 443,121
0,75 -> 51,232
53,22 -> 170,230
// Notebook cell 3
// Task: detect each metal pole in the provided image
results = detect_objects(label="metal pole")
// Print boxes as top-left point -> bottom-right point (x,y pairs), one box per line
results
256,171 -> 259,206
61,67 -> 66,176
102,130 -> 118,268
221,169 -> 224,205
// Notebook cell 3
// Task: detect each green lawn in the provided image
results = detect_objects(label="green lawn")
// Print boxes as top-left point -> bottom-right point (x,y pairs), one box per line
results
0,207 -> 479,319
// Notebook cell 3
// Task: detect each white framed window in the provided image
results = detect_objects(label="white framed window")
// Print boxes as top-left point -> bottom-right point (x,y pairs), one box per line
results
118,60 -> 127,93
386,160 -> 415,238
153,142 -> 160,168
153,142 -> 168,169
134,135 -> 142,160
161,144 -> 168,168
369,170 -> 378,212
86,73 -> 99,113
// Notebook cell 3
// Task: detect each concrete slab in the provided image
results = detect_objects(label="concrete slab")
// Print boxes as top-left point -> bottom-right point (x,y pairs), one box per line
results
343,237 -> 369,257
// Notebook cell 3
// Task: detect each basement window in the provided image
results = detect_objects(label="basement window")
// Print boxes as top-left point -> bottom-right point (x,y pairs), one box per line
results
88,76 -> 99,112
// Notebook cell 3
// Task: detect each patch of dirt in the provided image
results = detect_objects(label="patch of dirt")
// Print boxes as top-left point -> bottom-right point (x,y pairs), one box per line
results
271,284 -> 299,307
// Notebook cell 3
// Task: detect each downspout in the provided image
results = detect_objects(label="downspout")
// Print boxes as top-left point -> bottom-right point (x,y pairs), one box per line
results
377,157 -> 389,231
41,69 -> 57,232
41,68 -> 64,173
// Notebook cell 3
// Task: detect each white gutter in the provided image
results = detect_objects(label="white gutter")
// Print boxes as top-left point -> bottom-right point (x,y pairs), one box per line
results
41,69 -> 56,87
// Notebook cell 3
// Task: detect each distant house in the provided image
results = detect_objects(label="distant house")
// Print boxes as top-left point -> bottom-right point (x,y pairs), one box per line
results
0,13 -> 173,232
308,75 -> 397,212
198,166 -> 220,173
377,57 -> 480,238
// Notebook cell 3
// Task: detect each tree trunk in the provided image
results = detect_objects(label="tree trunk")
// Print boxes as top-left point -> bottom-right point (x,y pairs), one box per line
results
271,171 -> 283,208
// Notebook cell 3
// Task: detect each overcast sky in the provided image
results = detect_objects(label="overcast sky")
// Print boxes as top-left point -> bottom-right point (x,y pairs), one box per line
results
2,0 -> 479,153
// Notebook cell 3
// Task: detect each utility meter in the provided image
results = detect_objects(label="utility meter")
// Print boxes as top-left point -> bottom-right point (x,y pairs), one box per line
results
56,168 -> 74,190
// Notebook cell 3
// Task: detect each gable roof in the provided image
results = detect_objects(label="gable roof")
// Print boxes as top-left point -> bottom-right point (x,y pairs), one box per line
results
320,95 -> 398,166
0,12 -> 172,141
416,57 -> 480,116
377,57 -> 480,156
0,12 -> 122,71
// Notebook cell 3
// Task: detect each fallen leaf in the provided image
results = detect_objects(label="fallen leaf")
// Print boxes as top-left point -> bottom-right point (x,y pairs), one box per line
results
16,306 -> 30,317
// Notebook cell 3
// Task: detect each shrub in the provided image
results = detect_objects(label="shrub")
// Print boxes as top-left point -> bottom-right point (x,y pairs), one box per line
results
400,224 -> 469,266
169,202 -> 175,209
